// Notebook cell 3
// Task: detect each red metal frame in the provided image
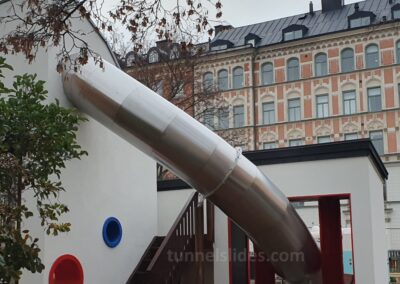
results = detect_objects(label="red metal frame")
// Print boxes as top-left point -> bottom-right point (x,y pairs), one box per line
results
228,219 -> 233,284
227,194 -> 354,284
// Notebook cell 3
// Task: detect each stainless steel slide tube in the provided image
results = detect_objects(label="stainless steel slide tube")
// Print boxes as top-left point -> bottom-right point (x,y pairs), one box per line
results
62,58 -> 322,283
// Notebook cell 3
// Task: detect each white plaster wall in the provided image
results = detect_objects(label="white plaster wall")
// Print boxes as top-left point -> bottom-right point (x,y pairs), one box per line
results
386,163 -> 400,202
367,161 -> 390,283
157,189 -> 194,235
386,202 -> 400,250
214,207 -> 230,284
1,3 -> 158,284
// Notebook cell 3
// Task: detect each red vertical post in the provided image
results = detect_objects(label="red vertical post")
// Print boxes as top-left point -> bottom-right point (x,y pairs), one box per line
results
319,197 -> 344,284
254,246 -> 275,284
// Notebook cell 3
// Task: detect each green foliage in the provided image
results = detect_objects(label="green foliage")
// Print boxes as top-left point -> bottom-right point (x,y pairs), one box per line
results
0,57 -> 87,282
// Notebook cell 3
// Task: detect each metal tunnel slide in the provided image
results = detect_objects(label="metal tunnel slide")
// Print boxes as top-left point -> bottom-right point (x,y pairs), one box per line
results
62,58 -> 322,283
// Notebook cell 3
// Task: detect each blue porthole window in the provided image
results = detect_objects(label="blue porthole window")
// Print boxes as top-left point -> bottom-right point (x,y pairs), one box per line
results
102,217 -> 122,248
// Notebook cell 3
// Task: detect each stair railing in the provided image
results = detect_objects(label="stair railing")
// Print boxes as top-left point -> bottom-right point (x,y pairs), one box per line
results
147,191 -> 200,283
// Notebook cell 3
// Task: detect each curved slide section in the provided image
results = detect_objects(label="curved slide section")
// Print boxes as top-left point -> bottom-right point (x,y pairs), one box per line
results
62,58 -> 322,283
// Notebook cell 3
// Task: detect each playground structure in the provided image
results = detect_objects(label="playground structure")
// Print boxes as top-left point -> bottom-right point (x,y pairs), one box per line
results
62,58 -> 322,283
60,58 -> 388,284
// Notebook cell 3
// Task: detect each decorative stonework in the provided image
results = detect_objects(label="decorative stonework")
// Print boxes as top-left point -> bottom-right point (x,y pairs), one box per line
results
287,128 -> 303,139
342,122 -> 359,133
366,119 -> 385,131
260,93 -> 275,101
314,85 -> 330,95
315,125 -> 332,136
262,131 -> 277,142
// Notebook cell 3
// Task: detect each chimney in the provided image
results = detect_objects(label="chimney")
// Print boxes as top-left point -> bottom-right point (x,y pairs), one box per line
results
309,1 -> 314,15
321,0 -> 344,12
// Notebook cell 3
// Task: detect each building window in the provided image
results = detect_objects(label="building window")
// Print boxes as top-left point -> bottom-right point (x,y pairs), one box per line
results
289,139 -> 303,147
341,48 -> 355,73
262,102 -> 275,125
367,87 -> 382,112
315,53 -> 328,76
203,72 -> 213,92
398,84 -> 400,107
288,98 -> 301,122
316,95 -> 329,118
287,58 -> 300,81
175,82 -> 185,98
233,67 -> 244,89
211,44 -> 228,51
392,4 -> 400,20
261,63 -> 274,85
343,90 -> 357,115
233,105 -> 245,128
345,133 -> 358,140
126,54 -> 135,67
170,46 -> 180,60
155,80 -> 163,96
263,142 -> 277,149
247,39 -> 256,47
218,107 -> 229,129
218,69 -> 228,91
148,50 -> 159,63
284,30 -> 303,41
365,44 -> 379,69
349,16 -> 371,28
395,9 -> 400,20
204,109 -> 215,130
369,130 -> 384,155
317,136 -> 331,143
397,41 -> 400,63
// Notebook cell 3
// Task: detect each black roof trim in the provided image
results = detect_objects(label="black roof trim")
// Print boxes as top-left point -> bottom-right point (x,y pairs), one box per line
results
244,33 -> 261,42
157,140 -> 388,191
245,139 -> 387,180
348,10 -> 376,20
392,3 -> 400,10
210,39 -> 234,48
158,179 -> 190,192
282,24 -> 309,33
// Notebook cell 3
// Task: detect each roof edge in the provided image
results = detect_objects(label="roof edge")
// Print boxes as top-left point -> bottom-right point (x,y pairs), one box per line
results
157,140 -> 388,191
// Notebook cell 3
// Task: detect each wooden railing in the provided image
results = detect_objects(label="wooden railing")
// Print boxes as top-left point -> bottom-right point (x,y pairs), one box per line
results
146,191 -> 200,283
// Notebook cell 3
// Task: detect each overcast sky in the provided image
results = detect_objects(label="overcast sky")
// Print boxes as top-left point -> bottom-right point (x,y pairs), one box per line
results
103,0 -> 362,49
219,0 -> 361,27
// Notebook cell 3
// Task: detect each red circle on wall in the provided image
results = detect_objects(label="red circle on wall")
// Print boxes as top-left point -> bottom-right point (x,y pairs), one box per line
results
49,254 -> 84,284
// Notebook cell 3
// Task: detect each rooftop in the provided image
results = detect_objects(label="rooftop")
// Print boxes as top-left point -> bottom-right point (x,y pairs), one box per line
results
212,0 -> 395,49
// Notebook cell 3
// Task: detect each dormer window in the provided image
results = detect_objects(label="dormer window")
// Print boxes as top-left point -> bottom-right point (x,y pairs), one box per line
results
392,4 -> 400,20
282,24 -> 308,41
148,50 -> 159,63
125,52 -> 136,67
348,10 -> 376,29
244,33 -> 261,47
349,16 -> 370,28
210,39 -> 234,51
169,45 -> 180,60
284,30 -> 302,41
